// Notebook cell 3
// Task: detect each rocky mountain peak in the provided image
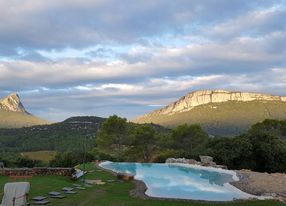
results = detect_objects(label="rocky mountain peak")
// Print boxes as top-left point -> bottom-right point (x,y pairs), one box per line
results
136,90 -> 286,118
0,93 -> 27,113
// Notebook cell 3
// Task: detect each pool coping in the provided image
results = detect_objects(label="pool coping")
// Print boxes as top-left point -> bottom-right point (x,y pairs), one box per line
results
97,161 -> 278,204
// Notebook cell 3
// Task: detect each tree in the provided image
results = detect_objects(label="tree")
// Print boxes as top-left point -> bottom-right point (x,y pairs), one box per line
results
248,133 -> 286,172
249,119 -> 286,141
96,115 -> 128,160
208,132 -> 286,173
208,136 -> 254,169
128,125 -> 157,162
49,152 -> 94,167
172,124 -> 208,158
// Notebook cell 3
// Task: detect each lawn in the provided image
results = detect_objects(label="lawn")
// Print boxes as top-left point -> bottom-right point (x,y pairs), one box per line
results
0,163 -> 284,206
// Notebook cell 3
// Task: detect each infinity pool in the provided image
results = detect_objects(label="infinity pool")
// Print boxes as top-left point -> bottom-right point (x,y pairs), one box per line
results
99,161 -> 259,201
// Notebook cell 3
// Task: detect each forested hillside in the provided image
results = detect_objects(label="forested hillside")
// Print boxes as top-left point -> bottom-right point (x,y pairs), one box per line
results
0,116 -> 106,152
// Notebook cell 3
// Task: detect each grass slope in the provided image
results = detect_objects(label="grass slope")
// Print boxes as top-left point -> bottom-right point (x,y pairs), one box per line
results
0,163 -> 283,206
136,101 -> 286,136
0,110 -> 49,128
21,151 -> 57,162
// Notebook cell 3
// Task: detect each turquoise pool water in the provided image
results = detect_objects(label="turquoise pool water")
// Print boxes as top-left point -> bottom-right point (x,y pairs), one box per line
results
100,162 -> 258,201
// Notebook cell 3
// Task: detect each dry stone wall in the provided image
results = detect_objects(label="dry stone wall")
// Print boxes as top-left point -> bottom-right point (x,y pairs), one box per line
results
0,167 -> 75,177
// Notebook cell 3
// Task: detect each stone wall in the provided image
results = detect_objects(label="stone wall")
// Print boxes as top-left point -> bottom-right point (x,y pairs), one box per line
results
0,167 -> 75,177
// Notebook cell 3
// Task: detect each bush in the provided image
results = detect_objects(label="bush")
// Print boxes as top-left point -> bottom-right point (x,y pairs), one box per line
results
0,153 -> 45,168
49,152 -> 94,167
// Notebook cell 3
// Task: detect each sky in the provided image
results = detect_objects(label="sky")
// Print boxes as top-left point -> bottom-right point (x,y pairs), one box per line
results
0,0 -> 286,122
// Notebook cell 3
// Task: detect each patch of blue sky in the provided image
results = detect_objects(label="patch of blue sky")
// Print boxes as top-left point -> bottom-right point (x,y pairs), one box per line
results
0,57 -> 13,62
38,44 -> 139,61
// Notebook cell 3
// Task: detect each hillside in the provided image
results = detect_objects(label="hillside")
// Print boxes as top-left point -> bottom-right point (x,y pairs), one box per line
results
0,110 -> 49,128
0,93 -> 49,128
0,116 -> 106,152
134,90 -> 286,136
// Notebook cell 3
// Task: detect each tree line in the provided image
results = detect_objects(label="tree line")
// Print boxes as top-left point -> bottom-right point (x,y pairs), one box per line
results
0,115 -> 285,173
95,116 -> 286,173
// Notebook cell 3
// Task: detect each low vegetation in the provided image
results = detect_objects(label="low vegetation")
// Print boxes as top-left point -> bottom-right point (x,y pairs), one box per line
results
0,152 -> 45,168
0,115 -> 285,173
21,151 -> 57,163
0,116 -> 106,152
96,116 -> 286,173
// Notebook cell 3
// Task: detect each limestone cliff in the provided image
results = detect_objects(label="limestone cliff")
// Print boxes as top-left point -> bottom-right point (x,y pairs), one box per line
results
0,93 -> 50,128
136,90 -> 286,119
0,93 -> 27,113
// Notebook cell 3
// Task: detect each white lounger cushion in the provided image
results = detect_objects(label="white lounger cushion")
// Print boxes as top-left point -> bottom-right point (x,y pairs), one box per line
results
1,182 -> 30,206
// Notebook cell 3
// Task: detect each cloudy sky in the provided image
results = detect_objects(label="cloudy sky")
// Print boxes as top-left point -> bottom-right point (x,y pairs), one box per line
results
0,0 -> 286,121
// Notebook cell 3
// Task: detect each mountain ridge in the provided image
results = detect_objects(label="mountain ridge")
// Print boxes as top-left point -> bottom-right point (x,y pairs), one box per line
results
134,90 -> 286,136
135,90 -> 286,119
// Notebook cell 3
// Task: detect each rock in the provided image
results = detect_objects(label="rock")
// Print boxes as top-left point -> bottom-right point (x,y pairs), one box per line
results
199,156 -> 213,164
117,173 -> 134,181
214,165 -> 228,169
85,179 -> 106,185
199,156 -> 218,167
165,157 -> 229,169
135,90 -> 286,120
264,192 -> 277,197
0,167 -> 74,177
165,158 -> 176,163
188,159 -> 198,165
166,158 -> 196,164
0,93 -> 27,113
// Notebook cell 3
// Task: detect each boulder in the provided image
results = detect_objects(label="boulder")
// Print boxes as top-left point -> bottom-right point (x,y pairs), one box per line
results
199,156 -> 213,164
165,158 -> 176,163
188,159 -> 198,165
117,173 -> 134,181
214,165 -> 228,170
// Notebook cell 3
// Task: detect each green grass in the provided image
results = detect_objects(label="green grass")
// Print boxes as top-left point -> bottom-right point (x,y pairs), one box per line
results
0,163 -> 284,206
21,151 -> 57,162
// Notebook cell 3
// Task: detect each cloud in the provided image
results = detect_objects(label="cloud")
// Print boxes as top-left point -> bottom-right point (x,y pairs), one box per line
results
0,0 -> 285,121
205,5 -> 286,40
0,0 -> 282,54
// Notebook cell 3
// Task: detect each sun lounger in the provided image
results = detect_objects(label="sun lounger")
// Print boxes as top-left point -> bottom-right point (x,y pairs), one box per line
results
1,182 -> 30,206
72,169 -> 87,180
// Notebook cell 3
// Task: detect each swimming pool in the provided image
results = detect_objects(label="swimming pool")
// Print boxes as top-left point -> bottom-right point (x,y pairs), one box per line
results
99,161 -> 261,201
